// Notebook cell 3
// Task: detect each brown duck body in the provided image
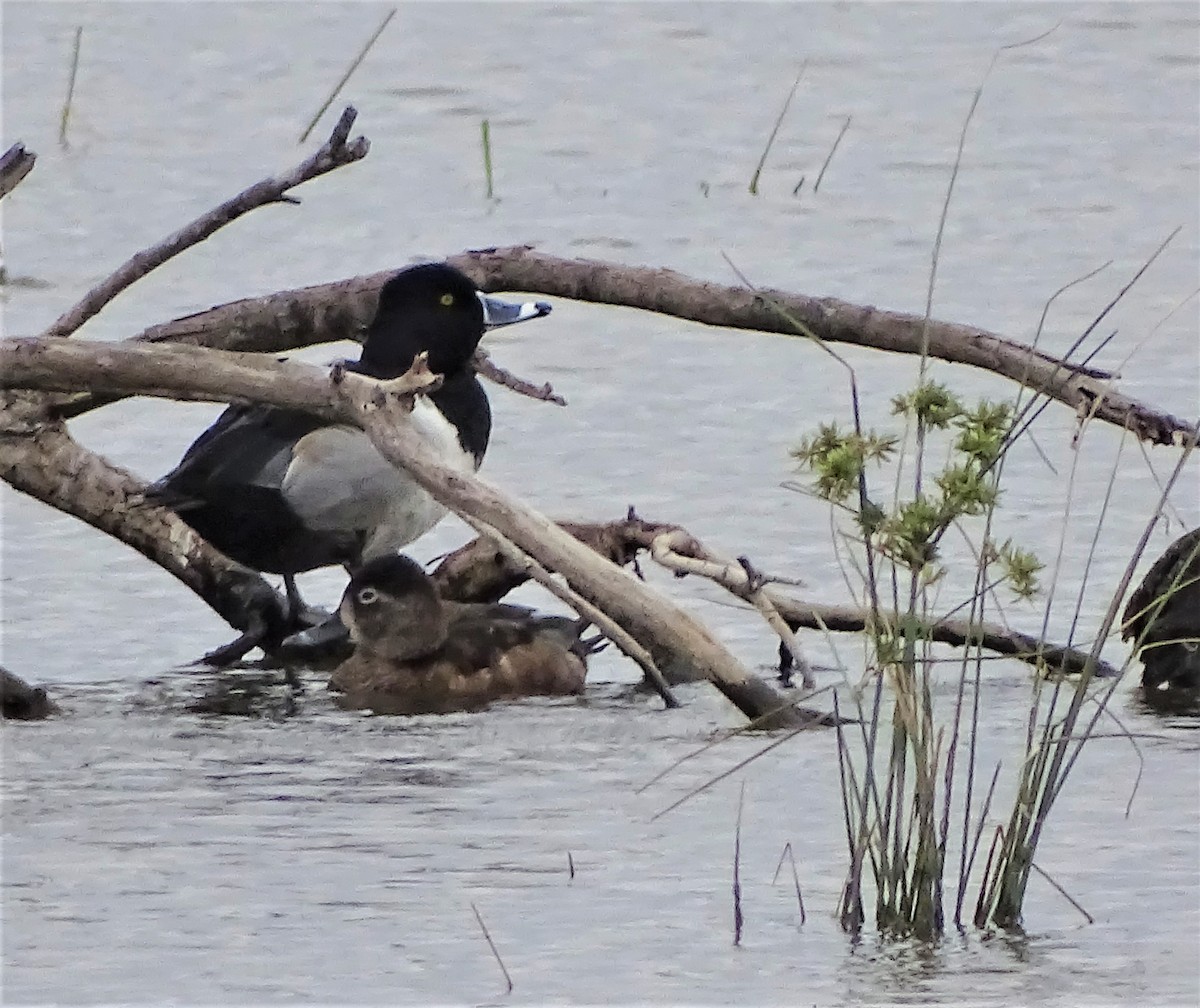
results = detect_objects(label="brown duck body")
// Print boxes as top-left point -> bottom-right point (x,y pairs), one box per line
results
1122,527 -> 1200,694
328,555 -> 590,715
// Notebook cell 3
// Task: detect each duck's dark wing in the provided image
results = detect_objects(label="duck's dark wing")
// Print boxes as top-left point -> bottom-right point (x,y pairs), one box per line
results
146,405 -> 357,573
1123,527 -> 1200,642
151,405 -> 324,504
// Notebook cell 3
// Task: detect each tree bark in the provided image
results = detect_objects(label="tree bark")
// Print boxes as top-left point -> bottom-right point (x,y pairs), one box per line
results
2,341 -> 814,726
432,516 -> 1123,680
39,247 -> 1197,448
0,399 -> 292,645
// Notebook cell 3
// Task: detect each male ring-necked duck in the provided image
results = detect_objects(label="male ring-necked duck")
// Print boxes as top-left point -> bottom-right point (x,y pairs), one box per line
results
327,554 -> 594,715
1123,526 -> 1200,695
146,263 -> 550,620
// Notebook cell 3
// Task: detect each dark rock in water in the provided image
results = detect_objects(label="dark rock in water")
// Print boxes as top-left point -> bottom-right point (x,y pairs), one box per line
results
1123,527 -> 1200,701
1,667 -> 59,720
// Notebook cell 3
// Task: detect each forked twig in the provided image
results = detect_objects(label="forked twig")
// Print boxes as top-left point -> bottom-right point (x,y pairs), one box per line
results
770,842 -> 807,924
41,106 -> 370,341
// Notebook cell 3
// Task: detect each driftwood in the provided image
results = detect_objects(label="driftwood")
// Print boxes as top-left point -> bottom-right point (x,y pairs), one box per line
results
431,516 -> 1124,681
39,250 -> 1197,449
1,104 -> 1181,730
0,110 -> 380,651
1,341 -> 815,727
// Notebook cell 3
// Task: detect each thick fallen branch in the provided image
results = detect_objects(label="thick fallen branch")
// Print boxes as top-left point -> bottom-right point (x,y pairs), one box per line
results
4,339 -> 811,726
0,406 -> 294,648
0,110 -> 376,660
0,337 -> 439,416
37,247 -> 1197,447
431,516 -> 1124,680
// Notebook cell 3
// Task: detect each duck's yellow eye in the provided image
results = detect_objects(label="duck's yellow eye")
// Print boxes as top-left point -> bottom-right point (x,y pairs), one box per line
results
357,586 -> 379,606
439,293 -> 455,307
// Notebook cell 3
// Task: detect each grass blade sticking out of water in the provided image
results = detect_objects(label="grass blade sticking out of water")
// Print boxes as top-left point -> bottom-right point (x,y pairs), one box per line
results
813,115 -> 851,193
481,118 -> 495,200
58,26 -> 82,149
748,63 -> 806,195
732,781 -> 745,946
771,842 -> 807,925
298,7 -> 396,143
471,901 -> 513,995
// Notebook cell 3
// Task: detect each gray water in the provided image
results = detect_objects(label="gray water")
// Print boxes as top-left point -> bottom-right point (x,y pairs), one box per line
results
2,2 -> 1199,1004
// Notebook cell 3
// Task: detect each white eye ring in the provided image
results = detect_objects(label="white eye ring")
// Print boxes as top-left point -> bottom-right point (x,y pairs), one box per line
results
356,586 -> 380,606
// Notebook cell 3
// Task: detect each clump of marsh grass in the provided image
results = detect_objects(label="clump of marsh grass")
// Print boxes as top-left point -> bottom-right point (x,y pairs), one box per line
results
796,381 -> 1044,938
784,22 -> 1190,938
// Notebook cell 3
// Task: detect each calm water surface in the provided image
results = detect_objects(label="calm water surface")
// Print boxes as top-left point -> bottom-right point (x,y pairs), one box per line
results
2,2 -> 1198,1005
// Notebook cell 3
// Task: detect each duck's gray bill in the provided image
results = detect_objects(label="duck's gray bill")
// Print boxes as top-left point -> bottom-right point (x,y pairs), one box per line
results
478,292 -> 552,329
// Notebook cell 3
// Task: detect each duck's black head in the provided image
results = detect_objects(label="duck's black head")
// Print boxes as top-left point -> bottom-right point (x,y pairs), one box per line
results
359,263 -> 486,379
340,554 -> 449,661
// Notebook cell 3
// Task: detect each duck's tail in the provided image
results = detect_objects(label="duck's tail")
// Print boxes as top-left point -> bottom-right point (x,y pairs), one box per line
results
1140,637 -> 1200,695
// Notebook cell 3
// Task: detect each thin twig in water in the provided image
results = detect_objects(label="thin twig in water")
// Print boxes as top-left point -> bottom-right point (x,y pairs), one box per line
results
1029,860 -> 1093,925
749,63 -> 806,195
770,842 -> 807,924
299,7 -> 396,143
813,115 -> 851,193
733,781 -> 745,946
470,901 -> 513,995
651,702 -> 833,821
58,26 -> 83,149
635,683 -> 835,798
473,348 -> 566,405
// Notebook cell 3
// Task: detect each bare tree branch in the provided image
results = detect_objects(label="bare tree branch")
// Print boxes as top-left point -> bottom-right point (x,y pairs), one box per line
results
0,401 -> 291,645
0,109 -> 376,657
37,246 -> 1196,446
433,515 -> 1125,680
39,107 -> 369,341
0,337 -> 438,416
2,339 -> 810,726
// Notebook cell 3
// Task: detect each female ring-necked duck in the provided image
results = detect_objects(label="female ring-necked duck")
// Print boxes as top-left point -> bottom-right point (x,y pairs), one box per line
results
327,554 -> 594,715
1123,526 -> 1200,695
147,263 -> 550,619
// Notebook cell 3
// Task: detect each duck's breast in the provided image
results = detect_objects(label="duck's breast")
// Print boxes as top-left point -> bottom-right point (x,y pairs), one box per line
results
281,397 -> 476,557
